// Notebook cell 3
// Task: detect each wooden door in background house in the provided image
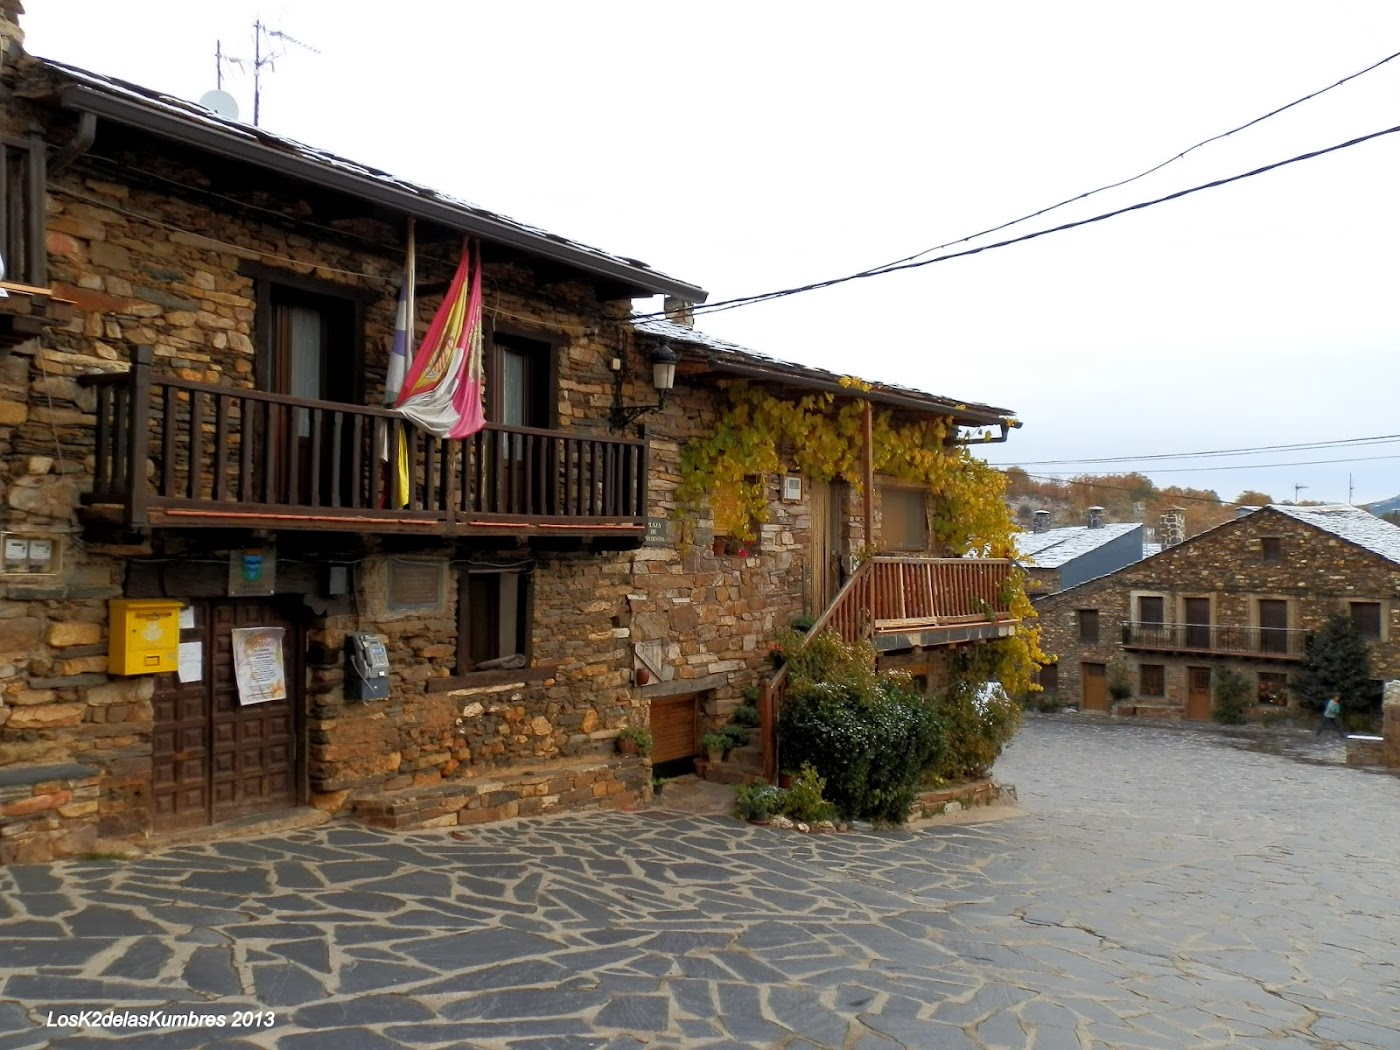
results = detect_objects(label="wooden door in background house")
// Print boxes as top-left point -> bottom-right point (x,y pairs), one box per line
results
1184,597 -> 1212,650
1186,666 -> 1213,720
1081,662 -> 1108,712
151,598 -> 303,832
808,479 -> 843,616
1258,600 -> 1289,655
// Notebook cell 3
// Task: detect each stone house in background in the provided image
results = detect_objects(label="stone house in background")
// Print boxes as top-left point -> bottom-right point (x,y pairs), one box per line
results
0,5 -> 1024,861
1034,505 -> 1400,719
1018,508 -> 1144,596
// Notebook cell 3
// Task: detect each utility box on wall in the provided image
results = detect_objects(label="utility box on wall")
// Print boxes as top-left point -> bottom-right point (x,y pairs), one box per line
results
108,599 -> 183,675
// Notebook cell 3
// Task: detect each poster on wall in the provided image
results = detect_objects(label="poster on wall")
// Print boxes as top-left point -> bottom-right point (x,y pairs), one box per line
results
231,626 -> 286,705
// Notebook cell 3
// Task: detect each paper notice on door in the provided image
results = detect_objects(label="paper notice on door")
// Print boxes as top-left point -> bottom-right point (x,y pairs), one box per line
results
231,626 -> 287,705
179,605 -> 196,629
177,641 -> 204,684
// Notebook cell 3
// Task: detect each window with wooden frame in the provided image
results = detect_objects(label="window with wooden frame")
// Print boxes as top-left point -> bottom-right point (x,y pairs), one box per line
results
1139,663 -> 1165,697
456,568 -> 533,674
880,486 -> 927,551
1136,595 -> 1165,624
1261,536 -> 1283,563
249,266 -> 365,405
1349,601 -> 1383,642
0,135 -> 46,288
1257,671 -> 1288,705
489,328 -> 558,432
1037,662 -> 1058,692
1077,609 -> 1099,643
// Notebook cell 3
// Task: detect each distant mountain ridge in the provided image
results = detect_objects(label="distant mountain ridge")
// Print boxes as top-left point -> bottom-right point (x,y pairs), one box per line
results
1364,495 -> 1400,517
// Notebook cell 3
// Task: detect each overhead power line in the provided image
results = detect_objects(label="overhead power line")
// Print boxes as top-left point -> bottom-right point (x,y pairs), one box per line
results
989,432 -> 1400,468
1026,452 -> 1400,475
638,122 -> 1400,322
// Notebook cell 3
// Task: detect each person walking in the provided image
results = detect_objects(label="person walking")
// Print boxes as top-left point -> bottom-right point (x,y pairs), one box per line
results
1316,694 -> 1346,738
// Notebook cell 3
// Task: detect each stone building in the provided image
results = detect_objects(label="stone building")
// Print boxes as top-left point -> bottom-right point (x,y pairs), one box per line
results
0,7 -> 1024,861
1035,504 -> 1400,718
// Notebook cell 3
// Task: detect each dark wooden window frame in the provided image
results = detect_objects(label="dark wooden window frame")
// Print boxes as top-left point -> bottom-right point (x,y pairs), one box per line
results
1349,600 -> 1383,642
454,566 -> 535,675
486,320 -> 563,429
1136,595 -> 1166,624
242,261 -> 370,405
1261,536 -> 1283,563
1077,608 -> 1100,644
1,134 -> 47,288
1139,663 -> 1165,697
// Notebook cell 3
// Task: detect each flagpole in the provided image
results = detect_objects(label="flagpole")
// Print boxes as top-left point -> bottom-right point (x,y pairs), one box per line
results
405,217 -> 416,355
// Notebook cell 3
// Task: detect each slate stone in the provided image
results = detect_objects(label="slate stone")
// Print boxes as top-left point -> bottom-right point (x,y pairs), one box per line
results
252,962 -> 327,1007
183,946 -> 241,996
293,994 -> 434,1028
335,959 -> 437,994
439,987 -> 610,1022
314,891 -> 405,915
265,939 -> 331,975
593,995 -> 669,1032
411,959 -> 570,996
272,862 -> 324,890
2,938 -> 116,968
2,975 -> 165,1002
182,869 -> 271,896
99,937 -> 173,980
275,1029 -> 404,1050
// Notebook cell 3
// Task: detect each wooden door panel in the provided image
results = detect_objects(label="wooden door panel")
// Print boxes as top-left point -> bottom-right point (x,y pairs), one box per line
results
1186,666 -> 1212,720
651,696 -> 697,763
1184,598 -> 1211,649
1082,662 -> 1108,712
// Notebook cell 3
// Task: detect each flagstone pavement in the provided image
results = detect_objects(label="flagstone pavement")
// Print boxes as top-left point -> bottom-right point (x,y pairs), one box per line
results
1,716 -> 1398,1049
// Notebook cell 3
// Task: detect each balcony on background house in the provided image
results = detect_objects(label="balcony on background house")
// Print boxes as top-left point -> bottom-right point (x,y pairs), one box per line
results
759,555 -> 1020,777
1121,621 -> 1309,661
78,348 -> 647,539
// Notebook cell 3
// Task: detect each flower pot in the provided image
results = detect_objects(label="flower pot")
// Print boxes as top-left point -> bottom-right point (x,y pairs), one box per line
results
618,737 -> 639,757
707,748 -> 725,764
693,758 -> 709,778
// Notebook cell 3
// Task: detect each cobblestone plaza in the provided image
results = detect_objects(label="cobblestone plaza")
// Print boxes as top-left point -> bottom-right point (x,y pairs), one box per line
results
2,716 -> 1396,1049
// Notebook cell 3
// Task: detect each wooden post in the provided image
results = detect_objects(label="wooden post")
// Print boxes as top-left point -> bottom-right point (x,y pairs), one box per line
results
862,398 -> 874,553
126,345 -> 153,528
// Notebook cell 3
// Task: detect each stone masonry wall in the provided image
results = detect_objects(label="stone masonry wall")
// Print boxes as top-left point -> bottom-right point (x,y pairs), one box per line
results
1036,508 -> 1400,714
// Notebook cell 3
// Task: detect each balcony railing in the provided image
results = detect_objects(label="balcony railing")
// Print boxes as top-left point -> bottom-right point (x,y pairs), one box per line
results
1122,621 -> 1309,660
760,555 -> 1020,777
78,347 -> 647,537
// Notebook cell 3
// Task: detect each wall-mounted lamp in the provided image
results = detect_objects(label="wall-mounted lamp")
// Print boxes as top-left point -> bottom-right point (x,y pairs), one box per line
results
609,341 -> 678,431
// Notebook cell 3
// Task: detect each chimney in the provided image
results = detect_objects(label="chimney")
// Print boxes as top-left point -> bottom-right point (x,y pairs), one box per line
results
1160,507 -> 1185,548
1087,506 -> 1104,529
1032,510 -> 1050,533
663,297 -> 695,329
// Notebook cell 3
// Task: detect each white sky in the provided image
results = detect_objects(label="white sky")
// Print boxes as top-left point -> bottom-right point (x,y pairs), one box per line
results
24,1 -> 1400,509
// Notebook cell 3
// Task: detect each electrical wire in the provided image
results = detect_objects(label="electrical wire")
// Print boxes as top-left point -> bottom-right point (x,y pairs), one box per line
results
1025,452 -> 1400,475
990,433 -> 1400,468
636,122 -> 1400,322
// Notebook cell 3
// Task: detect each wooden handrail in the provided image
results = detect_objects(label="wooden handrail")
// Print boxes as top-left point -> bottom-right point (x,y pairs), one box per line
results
80,354 -> 647,530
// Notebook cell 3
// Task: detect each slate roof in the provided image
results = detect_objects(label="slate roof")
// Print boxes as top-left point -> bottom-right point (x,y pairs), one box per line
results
38,58 -> 706,301
1269,504 -> 1400,566
633,317 -> 1017,428
1014,522 -> 1142,568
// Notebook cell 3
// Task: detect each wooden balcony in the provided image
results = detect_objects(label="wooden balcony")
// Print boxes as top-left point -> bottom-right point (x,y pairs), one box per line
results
760,556 -> 1020,777
1121,621 -> 1309,661
78,348 -> 647,539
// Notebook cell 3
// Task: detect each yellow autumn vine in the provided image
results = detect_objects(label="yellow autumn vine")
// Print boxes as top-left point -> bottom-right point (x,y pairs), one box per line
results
677,381 -> 1047,692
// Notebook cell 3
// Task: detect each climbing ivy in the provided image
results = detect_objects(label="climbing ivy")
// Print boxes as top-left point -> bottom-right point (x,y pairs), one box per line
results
677,381 -> 1046,692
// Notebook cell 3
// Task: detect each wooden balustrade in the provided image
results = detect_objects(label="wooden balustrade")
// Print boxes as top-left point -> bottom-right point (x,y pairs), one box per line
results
80,350 -> 647,536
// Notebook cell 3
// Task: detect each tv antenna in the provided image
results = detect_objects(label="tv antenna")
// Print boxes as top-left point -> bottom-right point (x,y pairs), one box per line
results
1293,483 -> 1309,503
212,21 -> 320,127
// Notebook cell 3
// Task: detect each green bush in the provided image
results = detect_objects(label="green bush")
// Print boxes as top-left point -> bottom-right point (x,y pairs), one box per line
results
780,764 -> 837,823
923,682 -> 1022,783
721,724 -> 750,750
1211,667 -> 1251,725
733,782 -> 786,821
700,731 -> 728,756
730,704 -> 761,728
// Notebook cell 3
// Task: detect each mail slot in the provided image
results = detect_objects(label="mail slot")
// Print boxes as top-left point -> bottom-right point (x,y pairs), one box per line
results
108,599 -> 183,675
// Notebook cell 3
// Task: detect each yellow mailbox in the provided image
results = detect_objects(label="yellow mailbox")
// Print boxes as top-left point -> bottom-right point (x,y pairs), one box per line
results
108,599 -> 183,675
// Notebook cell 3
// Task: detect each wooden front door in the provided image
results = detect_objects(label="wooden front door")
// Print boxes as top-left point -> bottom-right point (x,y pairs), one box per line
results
1186,666 -> 1212,720
1082,662 -> 1108,712
151,598 -> 302,832
650,694 -> 698,778
809,479 -> 842,615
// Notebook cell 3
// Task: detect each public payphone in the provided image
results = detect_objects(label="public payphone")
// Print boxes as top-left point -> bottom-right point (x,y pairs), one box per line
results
344,632 -> 391,700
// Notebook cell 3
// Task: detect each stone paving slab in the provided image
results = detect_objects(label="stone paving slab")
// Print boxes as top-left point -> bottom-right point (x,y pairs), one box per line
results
0,716 -> 1397,1047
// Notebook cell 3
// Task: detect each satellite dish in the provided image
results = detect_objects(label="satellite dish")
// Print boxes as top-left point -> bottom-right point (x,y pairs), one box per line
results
198,89 -> 240,120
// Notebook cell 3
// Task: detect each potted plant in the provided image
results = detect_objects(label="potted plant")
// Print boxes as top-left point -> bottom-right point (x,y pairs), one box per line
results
651,776 -> 667,797
701,731 -> 728,764
721,725 -> 750,758
734,782 -> 785,824
616,726 -> 652,758
730,704 -> 760,729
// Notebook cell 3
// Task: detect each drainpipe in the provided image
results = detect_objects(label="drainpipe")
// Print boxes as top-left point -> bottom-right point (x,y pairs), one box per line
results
50,111 -> 97,174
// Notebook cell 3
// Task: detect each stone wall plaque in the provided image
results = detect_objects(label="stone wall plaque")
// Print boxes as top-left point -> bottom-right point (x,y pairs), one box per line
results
644,518 -> 676,547
388,559 -> 446,610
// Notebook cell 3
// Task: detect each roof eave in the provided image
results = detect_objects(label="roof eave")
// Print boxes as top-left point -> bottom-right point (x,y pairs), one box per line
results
58,82 -> 709,303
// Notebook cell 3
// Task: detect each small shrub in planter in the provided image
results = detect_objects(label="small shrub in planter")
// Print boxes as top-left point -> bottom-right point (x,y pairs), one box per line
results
616,726 -> 653,757
720,725 -> 750,752
788,614 -> 817,633
700,732 -> 728,762
730,704 -> 761,728
740,685 -> 760,705
733,781 -> 786,822
780,763 -> 837,823
651,776 -> 667,796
